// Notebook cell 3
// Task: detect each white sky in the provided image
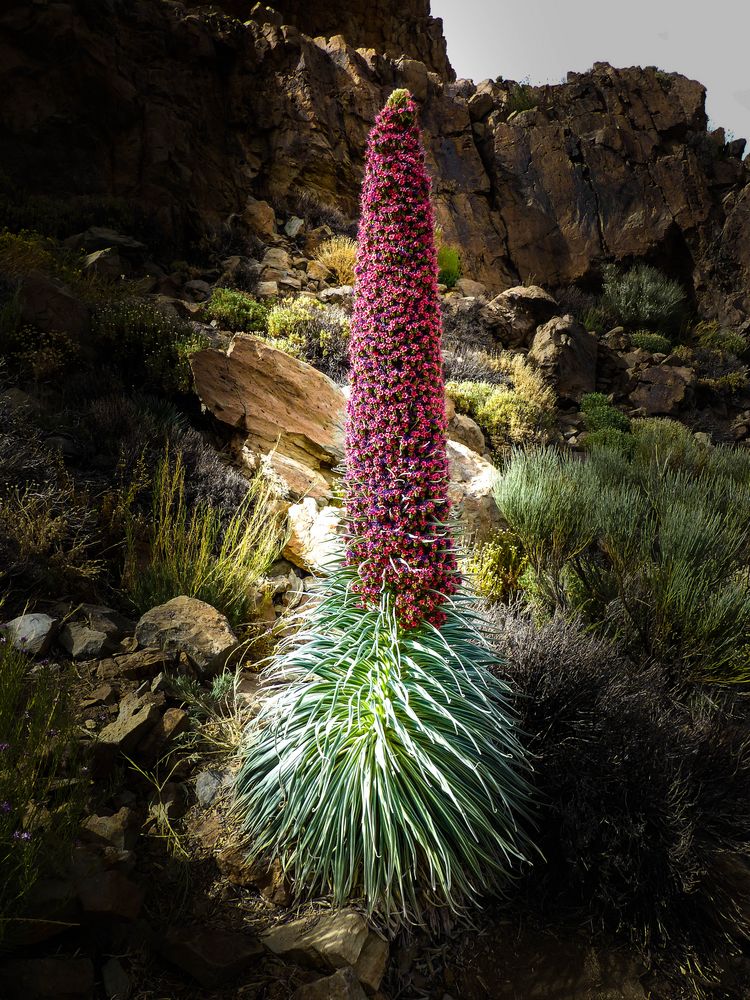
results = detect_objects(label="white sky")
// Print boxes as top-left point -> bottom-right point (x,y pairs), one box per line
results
431,0 -> 750,143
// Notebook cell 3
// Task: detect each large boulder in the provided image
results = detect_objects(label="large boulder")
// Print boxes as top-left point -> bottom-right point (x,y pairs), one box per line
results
629,364 -> 696,415
481,285 -> 560,347
192,335 -> 346,500
447,440 -> 502,543
529,315 -> 598,401
261,909 -> 388,993
135,597 -> 238,674
283,499 -> 344,573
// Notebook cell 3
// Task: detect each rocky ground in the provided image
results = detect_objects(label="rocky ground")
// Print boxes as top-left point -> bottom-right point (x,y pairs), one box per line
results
0,210 -> 748,999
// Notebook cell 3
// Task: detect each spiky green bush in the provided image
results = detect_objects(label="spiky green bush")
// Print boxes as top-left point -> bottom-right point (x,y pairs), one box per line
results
235,570 -> 533,929
465,530 -> 527,602
693,320 -> 747,357
266,298 -> 350,381
447,353 -> 555,451
631,330 -> 672,354
602,263 -> 686,335
494,428 -> 750,682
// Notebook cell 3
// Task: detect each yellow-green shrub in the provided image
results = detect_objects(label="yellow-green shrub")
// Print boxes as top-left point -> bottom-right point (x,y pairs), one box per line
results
447,353 -> 555,451
265,298 -> 350,380
313,236 -> 357,285
123,448 -> 284,628
465,530 -> 527,602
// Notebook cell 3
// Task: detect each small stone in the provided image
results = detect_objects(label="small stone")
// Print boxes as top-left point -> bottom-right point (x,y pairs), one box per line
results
195,769 -> 224,808
60,622 -> 110,660
96,648 -> 176,681
285,216 -> 305,238
256,280 -> 279,297
2,613 -> 57,657
81,807 -> 139,851
98,697 -> 161,754
102,958 -> 131,1000
305,259 -> 331,282
83,247 -> 124,279
76,870 -> 144,920
80,684 -> 117,708
183,279 -> 212,300
139,706 -> 189,759
455,278 -> 487,298
135,597 -> 238,674
262,909 -> 388,992
319,285 -> 353,304
159,926 -> 264,988
292,966 -> 367,1000
242,197 -> 277,236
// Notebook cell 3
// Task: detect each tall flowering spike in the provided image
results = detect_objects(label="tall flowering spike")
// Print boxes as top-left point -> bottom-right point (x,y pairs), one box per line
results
346,89 -> 459,628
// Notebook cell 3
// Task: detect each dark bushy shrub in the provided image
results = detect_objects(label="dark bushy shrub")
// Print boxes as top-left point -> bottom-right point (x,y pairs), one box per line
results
487,603 -> 750,987
602,263 -> 687,335
92,299 -> 209,394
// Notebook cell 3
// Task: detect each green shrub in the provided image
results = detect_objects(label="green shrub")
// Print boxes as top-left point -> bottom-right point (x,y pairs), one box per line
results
92,299 -> 209,394
465,530 -> 527,602
602,263 -> 686,335
699,369 -> 750,393
494,431 -> 750,682
488,603 -> 750,987
693,320 -> 747,357
583,427 -> 635,455
202,288 -> 268,333
266,298 -> 349,381
506,78 -> 538,115
123,448 -> 284,627
0,230 -> 58,278
631,330 -> 672,354
437,244 -> 461,288
447,353 -> 555,451
0,642 -> 85,944
313,236 -> 357,285
580,392 -> 630,433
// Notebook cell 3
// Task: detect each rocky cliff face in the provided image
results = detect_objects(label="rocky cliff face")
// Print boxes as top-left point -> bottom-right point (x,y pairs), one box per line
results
187,0 -> 454,78
1,0 -> 748,326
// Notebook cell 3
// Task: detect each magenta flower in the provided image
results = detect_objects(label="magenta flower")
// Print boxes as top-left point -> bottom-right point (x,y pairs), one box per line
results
345,90 -> 459,628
